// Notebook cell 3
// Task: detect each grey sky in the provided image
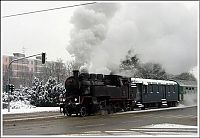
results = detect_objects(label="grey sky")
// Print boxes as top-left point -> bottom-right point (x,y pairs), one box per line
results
1,1 -> 198,76
2,1 -> 79,61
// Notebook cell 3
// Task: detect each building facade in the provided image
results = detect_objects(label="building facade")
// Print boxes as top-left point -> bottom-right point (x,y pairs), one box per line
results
3,53 -> 45,89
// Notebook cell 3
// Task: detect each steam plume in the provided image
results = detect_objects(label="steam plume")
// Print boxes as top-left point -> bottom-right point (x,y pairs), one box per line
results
67,3 -> 120,73
67,3 -> 197,75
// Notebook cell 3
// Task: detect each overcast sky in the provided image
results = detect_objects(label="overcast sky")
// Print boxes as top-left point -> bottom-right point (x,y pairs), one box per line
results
1,1 -> 198,76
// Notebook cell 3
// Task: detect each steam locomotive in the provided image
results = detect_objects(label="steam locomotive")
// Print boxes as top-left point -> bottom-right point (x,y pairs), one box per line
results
60,70 -> 179,117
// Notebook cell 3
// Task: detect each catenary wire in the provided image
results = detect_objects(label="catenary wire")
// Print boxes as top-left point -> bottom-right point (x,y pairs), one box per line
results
2,2 -> 97,18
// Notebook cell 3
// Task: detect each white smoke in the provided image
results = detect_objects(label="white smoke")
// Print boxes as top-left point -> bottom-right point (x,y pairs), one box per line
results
79,63 -> 89,73
91,3 -> 197,75
67,2 -> 197,75
67,3 -> 120,73
182,93 -> 197,106
189,66 -> 198,80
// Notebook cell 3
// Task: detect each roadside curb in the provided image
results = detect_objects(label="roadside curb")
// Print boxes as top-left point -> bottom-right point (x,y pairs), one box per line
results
113,105 -> 197,115
3,114 -> 63,122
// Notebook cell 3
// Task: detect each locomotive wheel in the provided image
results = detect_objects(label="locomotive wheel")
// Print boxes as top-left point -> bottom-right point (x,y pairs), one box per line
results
66,111 -> 72,116
67,113 -> 72,116
63,107 -> 67,116
80,107 -> 86,117
125,107 -> 131,111
107,105 -> 112,114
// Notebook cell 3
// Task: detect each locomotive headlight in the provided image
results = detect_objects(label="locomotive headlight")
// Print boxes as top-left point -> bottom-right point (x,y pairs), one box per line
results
74,98 -> 78,102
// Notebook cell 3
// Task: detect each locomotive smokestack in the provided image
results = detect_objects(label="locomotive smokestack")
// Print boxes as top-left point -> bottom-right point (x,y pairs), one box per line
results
73,70 -> 79,78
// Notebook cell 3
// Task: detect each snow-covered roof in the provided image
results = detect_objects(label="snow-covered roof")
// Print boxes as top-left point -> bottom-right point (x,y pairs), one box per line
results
131,78 -> 177,85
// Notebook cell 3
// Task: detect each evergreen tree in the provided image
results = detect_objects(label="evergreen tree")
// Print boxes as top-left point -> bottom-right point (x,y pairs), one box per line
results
30,76 -> 65,107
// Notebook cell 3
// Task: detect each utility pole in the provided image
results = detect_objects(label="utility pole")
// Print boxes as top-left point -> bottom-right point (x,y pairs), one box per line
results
7,52 -> 46,112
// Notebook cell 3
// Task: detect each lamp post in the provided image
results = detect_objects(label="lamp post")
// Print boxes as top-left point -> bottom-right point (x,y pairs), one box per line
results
7,52 -> 46,112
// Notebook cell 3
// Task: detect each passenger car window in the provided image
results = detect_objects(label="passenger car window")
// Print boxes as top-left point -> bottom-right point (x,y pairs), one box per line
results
170,85 -> 175,92
143,85 -> 147,94
148,85 -> 153,92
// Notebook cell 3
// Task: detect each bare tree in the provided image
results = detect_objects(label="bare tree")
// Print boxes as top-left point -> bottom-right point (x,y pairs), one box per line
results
137,62 -> 168,80
40,59 -> 68,84
65,60 -> 76,77
119,50 -> 140,77
171,72 -> 196,81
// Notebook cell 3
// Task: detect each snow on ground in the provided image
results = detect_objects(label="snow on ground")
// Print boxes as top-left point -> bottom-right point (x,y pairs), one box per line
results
143,123 -> 197,128
10,100 -> 36,109
139,123 -> 198,136
2,107 -> 60,114
2,100 -> 59,114
60,123 -> 198,136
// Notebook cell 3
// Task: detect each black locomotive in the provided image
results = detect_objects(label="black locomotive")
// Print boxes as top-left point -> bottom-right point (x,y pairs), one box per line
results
60,70 -> 179,117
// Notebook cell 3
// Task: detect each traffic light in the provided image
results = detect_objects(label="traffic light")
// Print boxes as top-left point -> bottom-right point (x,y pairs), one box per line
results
42,52 -> 46,64
6,84 -> 10,92
9,84 -> 14,93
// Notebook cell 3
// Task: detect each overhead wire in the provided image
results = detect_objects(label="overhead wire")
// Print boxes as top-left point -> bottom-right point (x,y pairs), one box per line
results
2,2 -> 97,18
